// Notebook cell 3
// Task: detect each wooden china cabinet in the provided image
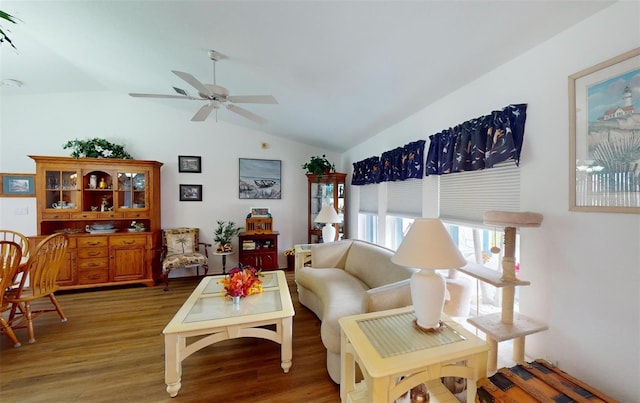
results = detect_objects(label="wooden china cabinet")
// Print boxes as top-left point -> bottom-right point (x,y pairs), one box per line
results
306,173 -> 347,243
30,155 -> 163,290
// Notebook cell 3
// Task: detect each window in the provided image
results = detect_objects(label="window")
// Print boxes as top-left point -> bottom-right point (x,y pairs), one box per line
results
386,215 -> 414,250
445,222 -> 520,316
357,213 -> 378,244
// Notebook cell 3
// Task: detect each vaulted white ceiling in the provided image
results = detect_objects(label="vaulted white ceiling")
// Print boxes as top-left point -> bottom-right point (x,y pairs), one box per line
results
1,1 -> 614,151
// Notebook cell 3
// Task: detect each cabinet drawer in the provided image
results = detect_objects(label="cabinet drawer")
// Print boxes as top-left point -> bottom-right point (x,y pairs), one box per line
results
124,211 -> 148,219
78,257 -> 109,270
111,235 -> 146,247
98,212 -> 123,219
78,269 -> 109,284
42,212 -> 71,220
77,236 -> 109,248
77,248 -> 108,259
70,212 -> 98,220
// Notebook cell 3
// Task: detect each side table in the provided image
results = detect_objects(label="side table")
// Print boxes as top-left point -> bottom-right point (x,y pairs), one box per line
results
339,306 -> 489,403
294,244 -> 312,270
212,251 -> 234,274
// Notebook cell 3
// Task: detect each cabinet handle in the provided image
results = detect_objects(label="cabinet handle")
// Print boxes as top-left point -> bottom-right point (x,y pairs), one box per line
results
88,274 -> 101,280
88,263 -> 99,267
87,242 -> 100,246
88,252 -> 100,256
122,240 -> 135,245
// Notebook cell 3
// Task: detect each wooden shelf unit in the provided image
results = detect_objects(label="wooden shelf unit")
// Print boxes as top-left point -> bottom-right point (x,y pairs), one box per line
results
238,231 -> 279,270
30,155 -> 163,290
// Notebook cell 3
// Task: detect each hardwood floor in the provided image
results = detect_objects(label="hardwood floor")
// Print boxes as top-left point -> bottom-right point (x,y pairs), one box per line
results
0,271 -> 340,402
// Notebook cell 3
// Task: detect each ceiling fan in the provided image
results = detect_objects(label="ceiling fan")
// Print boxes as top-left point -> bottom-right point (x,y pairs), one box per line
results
129,50 -> 277,124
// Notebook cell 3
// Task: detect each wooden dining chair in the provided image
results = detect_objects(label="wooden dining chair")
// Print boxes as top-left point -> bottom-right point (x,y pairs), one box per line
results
0,229 -> 30,285
0,241 -> 23,347
6,233 -> 68,344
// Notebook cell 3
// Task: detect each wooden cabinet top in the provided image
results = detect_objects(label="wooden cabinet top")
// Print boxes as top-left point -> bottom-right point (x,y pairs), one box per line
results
30,155 -> 164,168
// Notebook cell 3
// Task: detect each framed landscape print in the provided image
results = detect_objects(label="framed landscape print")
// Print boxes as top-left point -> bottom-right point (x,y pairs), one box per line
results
0,173 -> 36,197
569,48 -> 640,213
239,158 -> 281,199
178,156 -> 202,173
179,184 -> 202,201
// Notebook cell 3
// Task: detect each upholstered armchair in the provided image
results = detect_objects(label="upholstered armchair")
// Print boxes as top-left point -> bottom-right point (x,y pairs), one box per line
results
161,228 -> 211,291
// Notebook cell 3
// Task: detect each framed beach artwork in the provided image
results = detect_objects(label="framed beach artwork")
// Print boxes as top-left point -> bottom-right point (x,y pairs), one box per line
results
239,158 -> 281,199
569,48 -> 640,213
0,173 -> 36,197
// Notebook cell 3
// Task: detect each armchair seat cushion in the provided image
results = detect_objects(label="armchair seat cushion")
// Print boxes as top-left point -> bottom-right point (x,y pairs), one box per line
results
162,252 -> 207,273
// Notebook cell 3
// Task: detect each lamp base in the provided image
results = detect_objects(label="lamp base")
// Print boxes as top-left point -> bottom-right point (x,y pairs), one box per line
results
413,319 -> 444,333
322,224 -> 336,243
410,268 -> 446,330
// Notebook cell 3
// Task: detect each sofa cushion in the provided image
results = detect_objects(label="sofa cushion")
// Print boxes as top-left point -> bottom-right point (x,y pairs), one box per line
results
310,239 -> 352,269
344,241 -> 414,288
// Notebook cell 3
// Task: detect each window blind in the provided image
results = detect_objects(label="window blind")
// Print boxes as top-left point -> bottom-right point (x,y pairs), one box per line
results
358,184 -> 378,214
439,161 -> 520,224
387,179 -> 423,217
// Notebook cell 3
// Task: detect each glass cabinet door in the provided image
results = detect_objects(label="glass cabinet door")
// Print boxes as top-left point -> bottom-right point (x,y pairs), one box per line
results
116,171 -> 147,209
45,170 -> 79,210
310,182 -> 335,226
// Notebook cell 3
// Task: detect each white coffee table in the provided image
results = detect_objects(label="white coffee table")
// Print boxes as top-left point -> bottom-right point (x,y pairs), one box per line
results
163,270 -> 295,397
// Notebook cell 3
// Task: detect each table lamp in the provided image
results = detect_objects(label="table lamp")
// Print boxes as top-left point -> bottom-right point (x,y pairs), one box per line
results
391,218 -> 466,330
314,205 -> 341,243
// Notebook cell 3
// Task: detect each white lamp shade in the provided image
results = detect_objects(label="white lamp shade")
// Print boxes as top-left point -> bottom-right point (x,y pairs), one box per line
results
391,218 -> 465,329
314,205 -> 341,224
391,219 -> 465,269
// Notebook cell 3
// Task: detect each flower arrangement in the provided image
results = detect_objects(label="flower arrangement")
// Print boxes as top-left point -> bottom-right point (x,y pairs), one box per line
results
63,138 -> 133,159
218,265 -> 263,298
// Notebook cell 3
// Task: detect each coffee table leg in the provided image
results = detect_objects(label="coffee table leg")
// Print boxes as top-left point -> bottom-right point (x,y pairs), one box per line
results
280,316 -> 293,373
165,333 -> 182,397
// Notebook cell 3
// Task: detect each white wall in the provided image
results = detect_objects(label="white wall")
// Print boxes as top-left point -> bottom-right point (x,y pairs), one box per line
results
343,2 -> 639,400
0,91 -> 339,273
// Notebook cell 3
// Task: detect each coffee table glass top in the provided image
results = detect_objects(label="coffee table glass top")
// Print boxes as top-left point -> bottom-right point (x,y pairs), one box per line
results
163,271 -> 293,333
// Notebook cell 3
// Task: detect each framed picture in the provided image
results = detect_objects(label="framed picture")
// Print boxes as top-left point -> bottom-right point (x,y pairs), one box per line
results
0,173 -> 36,197
178,155 -> 202,173
569,48 -> 640,213
179,184 -> 202,201
239,158 -> 281,199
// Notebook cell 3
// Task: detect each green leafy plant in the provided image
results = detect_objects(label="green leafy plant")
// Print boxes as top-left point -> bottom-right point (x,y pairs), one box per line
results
63,138 -> 133,159
302,155 -> 335,176
214,220 -> 242,245
0,10 -> 19,49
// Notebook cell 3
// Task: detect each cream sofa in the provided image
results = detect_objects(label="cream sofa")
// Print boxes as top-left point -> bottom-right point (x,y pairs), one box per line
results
295,239 -> 472,383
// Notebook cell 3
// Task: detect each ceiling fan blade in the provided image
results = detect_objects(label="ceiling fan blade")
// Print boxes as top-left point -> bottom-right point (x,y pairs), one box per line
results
226,104 -> 267,124
129,92 -> 197,100
227,95 -> 278,104
191,104 -> 216,121
172,70 -> 211,97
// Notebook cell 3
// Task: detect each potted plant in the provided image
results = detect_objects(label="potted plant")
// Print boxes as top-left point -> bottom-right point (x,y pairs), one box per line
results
63,137 -> 133,159
302,155 -> 335,180
214,220 -> 242,253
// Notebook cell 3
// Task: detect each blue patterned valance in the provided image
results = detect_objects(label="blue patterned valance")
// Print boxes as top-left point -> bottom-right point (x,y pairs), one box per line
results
352,140 -> 425,185
425,103 -> 527,176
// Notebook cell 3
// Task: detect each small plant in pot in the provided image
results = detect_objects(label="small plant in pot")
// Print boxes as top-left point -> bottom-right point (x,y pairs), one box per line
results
214,220 -> 242,253
302,155 -> 335,181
